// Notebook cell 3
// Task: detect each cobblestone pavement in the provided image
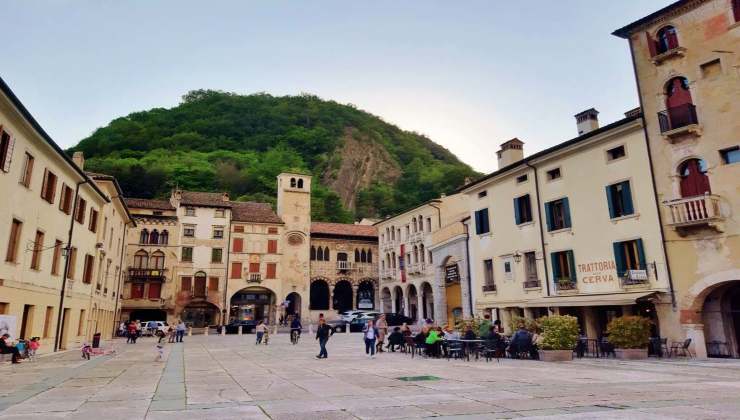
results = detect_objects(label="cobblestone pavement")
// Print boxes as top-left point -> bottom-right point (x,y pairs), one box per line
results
2,333 -> 740,419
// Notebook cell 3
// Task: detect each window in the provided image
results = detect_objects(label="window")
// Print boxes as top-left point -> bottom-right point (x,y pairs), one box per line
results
551,250 -> 576,283
230,262 -> 242,279
478,190 -> 487,198
290,177 -> 296,188
606,145 -> 626,161
148,282 -> 162,299
474,208 -> 490,235
149,229 -> 159,244
524,252 -> 538,283
514,194 -> 533,225
151,251 -> 165,269
483,259 -> 494,286
181,247 -> 193,262
267,239 -> 278,254
546,168 -> 561,181
249,262 -> 260,273
613,239 -> 646,278
544,198 -> 571,231
51,240 -> 62,275
67,247 -> 77,279
211,248 -> 223,263
516,174 -> 528,184
720,146 -> 740,165
504,261 -> 511,273
310,246 -> 317,260
215,208 -> 225,218
213,226 -> 224,239
426,218 -> 432,232
131,283 -> 145,299
368,249 -> 373,263
208,277 -> 219,291
297,179 -> 303,188
232,237 -> 243,253
181,277 -> 192,292
59,184 -> 74,214
185,207 -> 196,216
30,230 -> 44,270
183,226 -> 195,237
606,181 -> 634,219
355,249 -> 361,262
268,227 -> 278,234
82,254 -> 94,284
734,0 -> 740,22
5,219 -> 22,263
656,26 -> 679,54
266,263 -> 276,279
0,129 -> 13,172
88,208 -> 99,233
20,153 -> 34,187
75,197 -> 86,224
160,230 -> 169,245
234,225 -> 244,233
139,229 -> 149,244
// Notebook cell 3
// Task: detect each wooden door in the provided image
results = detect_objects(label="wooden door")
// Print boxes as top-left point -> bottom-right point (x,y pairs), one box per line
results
679,159 -> 711,197
666,77 -> 693,127
194,275 -> 206,297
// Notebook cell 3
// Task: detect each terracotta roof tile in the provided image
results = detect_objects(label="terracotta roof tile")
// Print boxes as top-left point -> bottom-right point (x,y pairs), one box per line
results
124,198 -> 175,211
311,222 -> 377,238
179,191 -> 231,207
231,201 -> 283,224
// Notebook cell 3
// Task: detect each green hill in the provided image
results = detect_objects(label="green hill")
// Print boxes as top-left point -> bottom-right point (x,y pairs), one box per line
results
71,90 -> 479,222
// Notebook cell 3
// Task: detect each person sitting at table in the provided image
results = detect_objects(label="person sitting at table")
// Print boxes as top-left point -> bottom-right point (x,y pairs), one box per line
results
425,327 -> 442,357
400,323 -> 412,337
507,324 -> 532,359
443,325 -> 459,341
413,327 -> 427,354
387,327 -> 404,352
493,319 -> 504,334
463,324 -> 477,340
485,326 -> 507,357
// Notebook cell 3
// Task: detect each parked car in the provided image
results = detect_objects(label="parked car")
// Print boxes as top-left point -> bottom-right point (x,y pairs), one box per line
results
327,319 -> 349,333
219,320 -> 258,334
338,310 -> 366,323
141,321 -> 168,336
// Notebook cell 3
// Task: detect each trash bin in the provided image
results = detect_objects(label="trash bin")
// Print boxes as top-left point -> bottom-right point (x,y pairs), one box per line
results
92,332 -> 101,348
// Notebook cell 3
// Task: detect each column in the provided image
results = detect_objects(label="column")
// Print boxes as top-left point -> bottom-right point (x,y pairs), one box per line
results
459,255 -> 472,319
523,307 -> 535,320
582,307 -> 599,338
682,323 -> 707,359
416,287 -> 424,325
351,285 -> 357,310
500,308 -> 512,335
433,269 -> 447,326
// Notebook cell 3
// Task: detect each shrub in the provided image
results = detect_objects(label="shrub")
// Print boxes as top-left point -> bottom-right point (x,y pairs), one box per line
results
539,315 -> 580,350
508,315 -> 541,335
606,316 -> 651,349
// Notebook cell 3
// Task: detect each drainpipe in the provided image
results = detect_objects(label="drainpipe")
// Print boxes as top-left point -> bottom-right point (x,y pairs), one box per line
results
626,39 -> 677,309
223,212 -> 233,326
462,220 -> 474,317
525,162 -> 550,297
55,180 -> 88,352
428,201 -> 442,229
112,221 -> 130,336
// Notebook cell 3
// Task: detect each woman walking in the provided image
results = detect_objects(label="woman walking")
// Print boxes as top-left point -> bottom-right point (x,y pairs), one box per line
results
363,319 -> 379,358
376,315 -> 388,353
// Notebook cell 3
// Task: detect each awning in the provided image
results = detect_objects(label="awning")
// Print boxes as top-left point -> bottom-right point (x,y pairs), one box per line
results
523,291 -> 659,308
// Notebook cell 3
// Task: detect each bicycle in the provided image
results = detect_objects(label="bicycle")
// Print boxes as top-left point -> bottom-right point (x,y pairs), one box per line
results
290,329 -> 301,345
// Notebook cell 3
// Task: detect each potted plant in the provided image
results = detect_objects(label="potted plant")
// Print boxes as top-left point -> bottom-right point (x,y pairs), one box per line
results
606,316 -> 651,360
508,315 -> 540,336
538,315 -> 579,362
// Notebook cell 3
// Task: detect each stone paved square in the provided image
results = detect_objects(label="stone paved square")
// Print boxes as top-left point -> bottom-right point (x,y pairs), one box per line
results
2,333 -> 740,419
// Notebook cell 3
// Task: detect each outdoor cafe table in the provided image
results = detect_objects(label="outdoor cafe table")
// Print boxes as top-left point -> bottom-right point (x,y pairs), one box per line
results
445,339 -> 485,360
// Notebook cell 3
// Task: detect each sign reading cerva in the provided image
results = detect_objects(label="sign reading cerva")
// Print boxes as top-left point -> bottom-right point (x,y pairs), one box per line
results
577,260 -> 618,284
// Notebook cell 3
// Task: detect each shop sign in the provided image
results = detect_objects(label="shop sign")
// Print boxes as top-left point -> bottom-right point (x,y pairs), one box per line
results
628,270 -> 648,280
577,260 -> 617,284
445,264 -> 460,283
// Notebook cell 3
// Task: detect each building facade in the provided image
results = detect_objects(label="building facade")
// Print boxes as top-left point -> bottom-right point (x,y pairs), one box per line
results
0,78 -> 133,353
462,112 -> 672,338
614,0 -> 740,358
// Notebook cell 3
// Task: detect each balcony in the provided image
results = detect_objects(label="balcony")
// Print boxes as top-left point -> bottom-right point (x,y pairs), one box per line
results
380,269 -> 395,281
664,194 -> 724,231
248,273 -> 261,283
650,46 -> 686,65
621,270 -> 650,288
523,280 -> 541,289
482,284 -> 497,293
408,262 -> 425,275
127,268 -> 167,281
658,104 -> 700,139
408,232 -> 423,243
556,279 -> 577,292
336,261 -> 354,271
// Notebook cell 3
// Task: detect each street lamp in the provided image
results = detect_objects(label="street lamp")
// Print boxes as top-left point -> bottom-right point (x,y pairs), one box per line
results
513,251 -> 522,264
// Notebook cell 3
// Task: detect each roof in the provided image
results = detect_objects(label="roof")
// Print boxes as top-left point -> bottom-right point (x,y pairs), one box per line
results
86,171 -> 135,224
311,222 -> 378,238
0,76 -> 109,202
612,0 -> 697,38
231,201 -> 283,224
456,113 -> 642,194
372,199 -> 443,226
124,198 -> 175,211
179,191 -> 231,208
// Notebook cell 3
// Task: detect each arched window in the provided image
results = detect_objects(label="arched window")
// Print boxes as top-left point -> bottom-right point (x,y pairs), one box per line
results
412,219 -> 417,233
134,250 -> 148,269
413,245 -> 419,263
297,179 -> 304,188
391,252 -> 396,269
324,247 -> 330,261
355,249 -> 360,262
316,246 -> 323,261
367,249 -> 372,263
151,251 -> 165,269
419,244 -> 425,263
290,177 -> 296,188
679,158 -> 711,197
149,229 -> 159,244
656,25 -> 678,54
160,230 -> 169,245
391,227 -> 395,240
310,246 -> 316,261
663,76 -> 695,130
418,216 -> 424,232
361,249 -> 367,263
139,229 -> 149,244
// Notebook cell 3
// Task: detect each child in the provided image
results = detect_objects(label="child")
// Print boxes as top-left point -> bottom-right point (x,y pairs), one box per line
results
155,344 -> 164,361
167,326 -> 175,343
81,342 -> 92,360
28,337 -> 40,361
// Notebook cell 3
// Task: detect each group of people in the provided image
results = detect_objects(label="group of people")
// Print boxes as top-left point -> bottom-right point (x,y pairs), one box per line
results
0,334 -> 40,364
120,320 -> 186,344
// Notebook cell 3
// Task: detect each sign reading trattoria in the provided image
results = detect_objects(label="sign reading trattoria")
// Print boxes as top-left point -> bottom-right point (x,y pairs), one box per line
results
578,260 -> 617,284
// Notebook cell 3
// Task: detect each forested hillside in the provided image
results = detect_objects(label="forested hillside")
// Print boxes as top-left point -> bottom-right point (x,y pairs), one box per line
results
70,90 -> 478,222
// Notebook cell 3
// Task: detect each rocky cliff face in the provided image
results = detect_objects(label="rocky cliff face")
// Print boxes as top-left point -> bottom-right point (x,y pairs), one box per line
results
321,128 -> 402,210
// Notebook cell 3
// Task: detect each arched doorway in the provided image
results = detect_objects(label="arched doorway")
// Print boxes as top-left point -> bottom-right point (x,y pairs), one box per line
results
182,301 -> 220,328
444,260 -> 463,325
310,279 -> 330,310
381,287 -> 392,313
393,286 -> 404,315
285,292 -> 301,319
679,158 -> 711,198
356,280 -> 375,310
421,282 -> 434,322
230,287 -> 276,324
702,282 -> 740,358
333,280 -> 353,312
407,284 -> 418,322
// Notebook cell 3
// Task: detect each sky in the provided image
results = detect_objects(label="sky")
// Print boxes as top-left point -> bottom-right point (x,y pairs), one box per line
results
2,0 -> 669,173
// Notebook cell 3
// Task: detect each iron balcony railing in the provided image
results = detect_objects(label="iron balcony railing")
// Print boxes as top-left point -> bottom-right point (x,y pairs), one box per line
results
482,284 -> 497,292
127,268 -> 167,281
556,279 -> 577,291
523,280 -> 541,289
657,104 -> 698,133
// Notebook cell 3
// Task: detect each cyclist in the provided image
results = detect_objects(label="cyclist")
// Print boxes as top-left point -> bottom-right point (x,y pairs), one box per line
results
290,316 -> 302,344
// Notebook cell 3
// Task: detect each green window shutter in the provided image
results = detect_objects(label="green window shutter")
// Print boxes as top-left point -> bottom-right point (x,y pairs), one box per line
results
636,238 -> 647,270
621,181 -> 634,215
483,208 -> 490,233
551,252 -> 560,280
613,241 -> 626,277
562,198 -> 572,228
474,210 -> 481,234
513,197 -> 521,225
566,250 -> 576,282
605,185 -> 616,219
544,202 -> 553,231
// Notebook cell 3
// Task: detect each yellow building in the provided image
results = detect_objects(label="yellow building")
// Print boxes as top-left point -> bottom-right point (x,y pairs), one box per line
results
0,78 -> 133,353
461,111 -> 672,339
614,0 -> 740,358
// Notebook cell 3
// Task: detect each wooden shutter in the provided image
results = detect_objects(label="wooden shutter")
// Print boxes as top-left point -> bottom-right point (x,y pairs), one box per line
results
268,227 -> 278,234
566,251 -> 576,282
249,262 -> 260,273
148,282 -> 161,299
562,198 -> 571,228
208,277 -> 219,291
544,202 -> 553,231
267,240 -> 277,253
0,129 -> 14,173
550,252 -> 560,280
232,238 -> 243,253
635,239 -> 646,270
230,262 -> 242,279
181,276 -> 192,291
613,242 -> 626,277
605,185 -> 616,219
131,283 -> 144,299
621,181 -> 634,215
266,263 -> 276,279
645,32 -> 657,57
513,197 -> 521,225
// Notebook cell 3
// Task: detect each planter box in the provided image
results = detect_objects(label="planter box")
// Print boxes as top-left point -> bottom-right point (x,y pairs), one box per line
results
539,350 -> 573,362
615,348 -> 648,360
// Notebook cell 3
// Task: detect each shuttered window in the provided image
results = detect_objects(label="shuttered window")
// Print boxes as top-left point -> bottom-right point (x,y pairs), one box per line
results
0,128 -> 14,173
5,219 -> 22,263
544,198 -> 571,231
513,194 -> 533,225
208,277 -> 219,291
30,230 -> 44,270
232,238 -> 243,253
20,153 -> 34,187
230,262 -> 242,279
89,209 -> 99,232
59,184 -> 74,214
551,250 -> 576,282
474,208 -> 490,235
266,263 -> 276,279
249,262 -> 260,273
267,239 -> 278,254
82,254 -> 94,283
148,282 -> 162,299
131,283 -> 145,299
613,239 -> 646,277
181,276 -> 192,291
75,197 -> 86,224
606,181 -> 634,219
40,169 -> 57,203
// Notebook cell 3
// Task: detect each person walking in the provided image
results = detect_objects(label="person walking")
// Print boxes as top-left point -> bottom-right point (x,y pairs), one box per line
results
255,320 -> 267,344
127,321 -> 138,344
376,315 -> 388,353
175,320 -> 186,343
167,325 -> 176,343
363,319 -> 379,358
315,318 -> 334,359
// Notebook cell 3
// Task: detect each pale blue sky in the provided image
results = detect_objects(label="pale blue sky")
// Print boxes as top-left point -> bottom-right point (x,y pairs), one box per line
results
2,1 -> 667,172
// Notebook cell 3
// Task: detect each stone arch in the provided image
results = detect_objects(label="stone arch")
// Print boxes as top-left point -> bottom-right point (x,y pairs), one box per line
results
333,279 -> 353,312
381,287 -> 392,313
356,279 -> 375,310
393,285 -> 404,315
420,281 -> 434,322
309,278 -> 330,310
407,283 -> 418,321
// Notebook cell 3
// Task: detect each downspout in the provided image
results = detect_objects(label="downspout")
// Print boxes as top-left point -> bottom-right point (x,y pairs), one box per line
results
627,39 -> 677,308
525,162 -> 550,297
55,180 -> 88,352
112,221 -> 129,336
223,212 -> 233,326
462,220 -> 474,317
428,202 -> 442,229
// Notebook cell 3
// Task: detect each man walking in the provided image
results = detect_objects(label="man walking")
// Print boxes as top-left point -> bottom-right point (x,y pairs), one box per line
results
175,320 -> 186,343
315,318 -> 334,359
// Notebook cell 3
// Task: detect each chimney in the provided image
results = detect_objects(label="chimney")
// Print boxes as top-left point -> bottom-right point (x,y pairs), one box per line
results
624,107 -> 641,118
574,108 -> 599,135
496,138 -> 524,169
222,192 -> 230,202
72,151 -> 85,170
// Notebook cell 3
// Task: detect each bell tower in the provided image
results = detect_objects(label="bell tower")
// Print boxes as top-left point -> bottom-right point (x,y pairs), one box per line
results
277,173 -> 312,233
